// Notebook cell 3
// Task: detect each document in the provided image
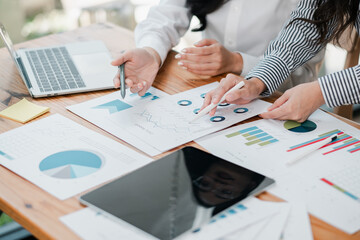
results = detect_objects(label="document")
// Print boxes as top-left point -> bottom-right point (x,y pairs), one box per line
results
60,208 -> 155,240
281,201 -> 313,240
0,98 -> 49,123
67,87 -> 169,156
109,82 -> 271,153
178,198 -> 280,240
196,110 -> 360,233
0,114 -> 152,200
61,198 -> 281,240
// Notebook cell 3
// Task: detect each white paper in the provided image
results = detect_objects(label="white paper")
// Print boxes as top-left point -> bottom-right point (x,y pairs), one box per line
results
196,109 -> 360,233
109,82 -> 271,153
0,114 -> 152,200
254,202 -> 290,240
60,208 -> 155,240
67,87 -> 169,156
178,198 -> 280,240
281,202 -> 313,240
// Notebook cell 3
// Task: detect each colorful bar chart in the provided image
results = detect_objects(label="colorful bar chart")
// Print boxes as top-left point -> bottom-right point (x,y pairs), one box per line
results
193,203 -> 248,233
287,129 -> 360,155
226,126 -> 279,147
321,178 -> 359,202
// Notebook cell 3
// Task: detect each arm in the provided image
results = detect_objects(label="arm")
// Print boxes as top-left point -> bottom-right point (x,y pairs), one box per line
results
175,38 -> 262,76
246,0 -> 327,96
135,0 -> 192,65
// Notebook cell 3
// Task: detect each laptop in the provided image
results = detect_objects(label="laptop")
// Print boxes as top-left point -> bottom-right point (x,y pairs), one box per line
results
80,147 -> 275,240
0,23 -> 117,98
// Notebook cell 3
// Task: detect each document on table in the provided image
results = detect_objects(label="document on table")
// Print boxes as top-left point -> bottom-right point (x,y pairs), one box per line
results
0,114 -> 152,200
196,109 -> 360,233
281,201 -> 313,240
61,198 -> 281,240
177,198 -> 281,240
60,208 -> 156,240
223,201 -> 312,240
67,87 -> 169,156
108,82 -> 271,153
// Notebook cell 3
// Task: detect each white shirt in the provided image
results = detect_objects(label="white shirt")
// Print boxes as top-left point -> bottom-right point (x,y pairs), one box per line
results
135,0 -> 323,87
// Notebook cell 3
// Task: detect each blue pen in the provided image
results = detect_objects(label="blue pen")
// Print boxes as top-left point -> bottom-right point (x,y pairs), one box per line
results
119,64 -> 125,99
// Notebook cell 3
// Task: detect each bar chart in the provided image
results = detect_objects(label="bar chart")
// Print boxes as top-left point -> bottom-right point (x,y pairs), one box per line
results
287,129 -> 360,155
225,126 -> 279,147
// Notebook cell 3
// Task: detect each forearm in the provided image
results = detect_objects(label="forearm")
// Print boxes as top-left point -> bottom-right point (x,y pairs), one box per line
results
246,0 -> 330,96
134,0 -> 191,65
319,65 -> 360,107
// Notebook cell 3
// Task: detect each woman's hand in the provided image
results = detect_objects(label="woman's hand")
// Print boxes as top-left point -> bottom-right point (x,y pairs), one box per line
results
111,47 -> 161,96
201,74 -> 266,116
175,39 -> 243,76
260,81 -> 325,122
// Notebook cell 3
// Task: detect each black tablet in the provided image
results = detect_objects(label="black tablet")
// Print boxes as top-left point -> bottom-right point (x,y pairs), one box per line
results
80,147 -> 275,239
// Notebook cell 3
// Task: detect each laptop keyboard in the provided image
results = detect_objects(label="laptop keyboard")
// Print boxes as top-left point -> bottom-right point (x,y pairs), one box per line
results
25,47 -> 86,92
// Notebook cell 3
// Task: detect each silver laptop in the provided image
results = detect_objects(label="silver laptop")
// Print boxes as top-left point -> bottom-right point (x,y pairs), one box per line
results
0,23 -> 116,98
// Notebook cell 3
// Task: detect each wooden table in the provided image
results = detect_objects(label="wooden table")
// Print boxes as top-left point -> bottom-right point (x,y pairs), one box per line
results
0,23 -> 359,240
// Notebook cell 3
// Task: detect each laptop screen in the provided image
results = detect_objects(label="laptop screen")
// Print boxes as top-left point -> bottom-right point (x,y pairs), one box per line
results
80,147 -> 275,240
0,23 -> 24,78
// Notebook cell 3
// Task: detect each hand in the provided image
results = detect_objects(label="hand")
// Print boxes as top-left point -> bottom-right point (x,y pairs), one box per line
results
201,74 -> 266,116
260,81 -> 325,122
111,47 -> 161,96
175,39 -> 243,76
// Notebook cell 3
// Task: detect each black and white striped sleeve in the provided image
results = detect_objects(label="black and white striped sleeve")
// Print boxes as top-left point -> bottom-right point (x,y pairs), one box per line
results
246,0 -> 327,95
319,65 -> 360,107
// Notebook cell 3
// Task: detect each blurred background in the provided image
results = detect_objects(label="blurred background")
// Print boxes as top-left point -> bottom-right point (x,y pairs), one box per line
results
0,0 -> 351,81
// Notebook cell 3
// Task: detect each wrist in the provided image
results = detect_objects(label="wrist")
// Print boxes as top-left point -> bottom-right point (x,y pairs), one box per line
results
249,77 -> 266,95
312,81 -> 325,106
143,47 -> 161,68
231,52 -> 243,74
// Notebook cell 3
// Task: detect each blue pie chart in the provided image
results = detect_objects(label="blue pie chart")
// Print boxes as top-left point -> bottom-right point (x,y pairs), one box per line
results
39,150 -> 103,179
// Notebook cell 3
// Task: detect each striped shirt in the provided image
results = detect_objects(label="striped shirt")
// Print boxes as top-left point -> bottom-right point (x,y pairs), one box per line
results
246,0 -> 360,108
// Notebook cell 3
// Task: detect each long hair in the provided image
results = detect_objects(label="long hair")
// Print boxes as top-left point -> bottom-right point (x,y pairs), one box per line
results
186,0 -> 228,31
291,0 -> 359,45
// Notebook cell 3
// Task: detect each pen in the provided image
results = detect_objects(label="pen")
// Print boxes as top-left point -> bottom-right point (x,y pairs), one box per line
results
286,133 -> 338,165
119,64 -> 125,99
189,81 -> 245,123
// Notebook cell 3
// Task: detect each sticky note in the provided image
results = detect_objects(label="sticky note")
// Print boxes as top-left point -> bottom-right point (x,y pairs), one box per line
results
0,98 -> 50,123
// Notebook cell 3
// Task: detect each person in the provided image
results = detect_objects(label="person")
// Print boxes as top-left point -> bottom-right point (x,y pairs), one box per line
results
111,0 -> 324,96
201,0 -> 360,122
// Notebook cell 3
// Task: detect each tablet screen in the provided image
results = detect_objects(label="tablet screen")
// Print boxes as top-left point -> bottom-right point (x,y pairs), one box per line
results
80,147 -> 274,239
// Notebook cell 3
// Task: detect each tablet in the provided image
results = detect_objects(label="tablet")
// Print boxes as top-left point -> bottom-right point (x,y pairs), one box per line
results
80,147 -> 275,239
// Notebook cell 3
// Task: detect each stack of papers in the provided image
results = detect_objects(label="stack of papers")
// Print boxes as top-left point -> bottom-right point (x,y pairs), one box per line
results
60,199 -> 313,240
196,110 -> 360,233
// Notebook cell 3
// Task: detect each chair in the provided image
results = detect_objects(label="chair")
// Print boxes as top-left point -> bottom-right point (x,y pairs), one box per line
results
332,28 -> 360,119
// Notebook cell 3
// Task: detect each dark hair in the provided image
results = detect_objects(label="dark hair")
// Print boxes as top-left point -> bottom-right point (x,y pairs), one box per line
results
291,0 -> 359,45
186,0 -> 228,31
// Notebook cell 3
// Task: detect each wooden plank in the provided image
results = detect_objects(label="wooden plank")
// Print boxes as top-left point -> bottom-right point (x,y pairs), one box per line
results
0,23 -> 359,240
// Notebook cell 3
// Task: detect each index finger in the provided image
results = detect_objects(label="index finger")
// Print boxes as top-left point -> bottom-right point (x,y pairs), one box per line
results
181,45 -> 214,55
111,51 -> 132,66
260,107 -> 287,120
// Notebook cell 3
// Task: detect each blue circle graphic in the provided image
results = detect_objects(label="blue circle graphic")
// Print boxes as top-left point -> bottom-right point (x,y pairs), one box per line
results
178,100 -> 192,106
39,150 -> 103,179
234,108 -> 249,113
200,93 -> 206,98
219,103 -> 230,107
210,116 -> 225,122
193,108 -> 200,114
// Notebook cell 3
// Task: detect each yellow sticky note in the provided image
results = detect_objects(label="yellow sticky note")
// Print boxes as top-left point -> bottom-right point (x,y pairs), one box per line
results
0,98 -> 50,123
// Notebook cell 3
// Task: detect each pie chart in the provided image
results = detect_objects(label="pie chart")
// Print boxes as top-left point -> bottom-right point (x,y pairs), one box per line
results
39,150 -> 103,179
284,120 -> 317,133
